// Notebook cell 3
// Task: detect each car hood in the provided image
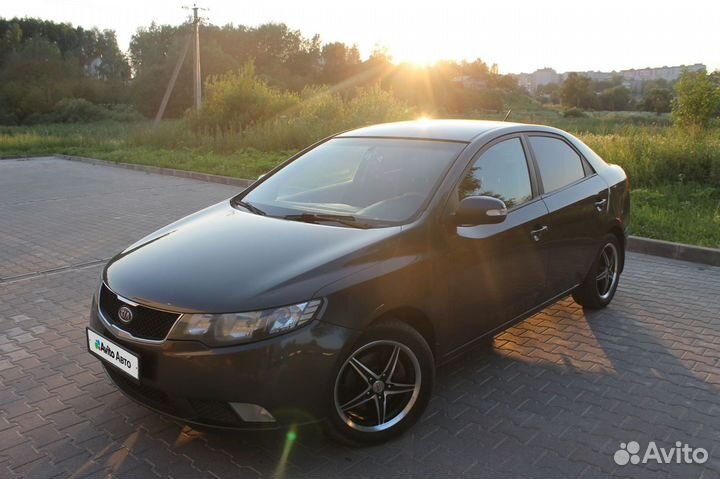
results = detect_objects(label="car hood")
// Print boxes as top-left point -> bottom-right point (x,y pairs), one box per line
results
103,201 -> 401,313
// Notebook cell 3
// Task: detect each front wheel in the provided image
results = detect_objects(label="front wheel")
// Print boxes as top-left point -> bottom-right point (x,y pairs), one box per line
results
572,234 -> 623,309
325,320 -> 434,445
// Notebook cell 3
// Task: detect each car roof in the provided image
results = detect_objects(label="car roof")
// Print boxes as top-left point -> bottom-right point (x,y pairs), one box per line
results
336,119 -> 544,142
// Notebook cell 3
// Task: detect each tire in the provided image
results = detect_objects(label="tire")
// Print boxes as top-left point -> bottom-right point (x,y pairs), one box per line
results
572,234 -> 623,309
325,319 -> 434,445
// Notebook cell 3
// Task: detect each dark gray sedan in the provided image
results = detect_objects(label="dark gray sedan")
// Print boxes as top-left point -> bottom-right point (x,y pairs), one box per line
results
87,120 -> 630,444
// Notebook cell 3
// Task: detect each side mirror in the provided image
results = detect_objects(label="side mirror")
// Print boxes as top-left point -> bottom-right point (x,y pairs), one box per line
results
454,195 -> 508,226
257,173 -> 266,180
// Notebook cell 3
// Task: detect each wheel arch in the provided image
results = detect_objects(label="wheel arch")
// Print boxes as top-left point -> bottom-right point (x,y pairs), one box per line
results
368,307 -> 436,358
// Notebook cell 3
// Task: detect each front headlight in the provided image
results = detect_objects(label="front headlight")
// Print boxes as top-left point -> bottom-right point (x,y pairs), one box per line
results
169,299 -> 322,346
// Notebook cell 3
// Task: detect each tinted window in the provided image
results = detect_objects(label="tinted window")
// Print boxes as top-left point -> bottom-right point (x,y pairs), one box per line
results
242,138 -> 465,224
459,138 -> 532,208
529,136 -> 585,193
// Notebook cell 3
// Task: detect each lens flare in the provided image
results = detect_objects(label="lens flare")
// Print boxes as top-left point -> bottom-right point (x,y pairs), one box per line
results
273,425 -> 298,478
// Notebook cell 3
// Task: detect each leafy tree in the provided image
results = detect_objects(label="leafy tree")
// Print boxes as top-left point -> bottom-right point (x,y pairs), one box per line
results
461,58 -> 490,80
672,70 -> 720,128
641,78 -> 670,95
0,21 -> 22,64
83,29 -> 130,81
560,73 -> 595,109
129,22 -> 182,72
591,74 -> 624,93
0,17 -> 132,123
0,37 -> 76,121
641,87 -> 673,114
536,82 -> 560,104
598,85 -> 631,111
129,27 -> 192,117
320,42 -> 361,84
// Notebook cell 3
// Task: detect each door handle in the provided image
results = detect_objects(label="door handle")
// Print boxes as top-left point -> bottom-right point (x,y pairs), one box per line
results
530,225 -> 548,242
594,198 -> 607,211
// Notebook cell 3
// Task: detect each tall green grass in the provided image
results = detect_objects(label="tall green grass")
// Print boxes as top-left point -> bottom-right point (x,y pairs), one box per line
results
582,127 -> 720,187
1,114 -> 718,247
2,116 -> 718,189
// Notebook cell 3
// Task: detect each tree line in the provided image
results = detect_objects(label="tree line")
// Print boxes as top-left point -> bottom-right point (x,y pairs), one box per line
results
537,73 -> 676,113
538,71 -> 720,122
0,17 -> 523,125
1,17 -> 718,128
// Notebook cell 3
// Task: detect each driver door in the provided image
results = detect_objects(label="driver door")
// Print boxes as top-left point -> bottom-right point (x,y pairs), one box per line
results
443,136 -> 549,350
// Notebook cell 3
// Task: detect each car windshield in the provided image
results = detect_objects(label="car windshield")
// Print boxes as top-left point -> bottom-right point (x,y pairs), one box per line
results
236,138 -> 466,226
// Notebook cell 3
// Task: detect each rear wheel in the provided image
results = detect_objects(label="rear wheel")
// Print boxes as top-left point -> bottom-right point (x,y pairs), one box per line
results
572,234 -> 622,309
325,320 -> 434,445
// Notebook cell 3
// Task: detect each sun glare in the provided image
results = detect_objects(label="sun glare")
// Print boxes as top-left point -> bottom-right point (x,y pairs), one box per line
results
392,47 -> 439,67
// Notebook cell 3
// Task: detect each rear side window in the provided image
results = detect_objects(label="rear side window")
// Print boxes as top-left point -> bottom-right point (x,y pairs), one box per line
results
459,137 -> 532,208
529,136 -> 585,193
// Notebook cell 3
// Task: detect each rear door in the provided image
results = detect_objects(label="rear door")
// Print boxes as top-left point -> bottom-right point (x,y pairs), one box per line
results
525,134 -> 609,297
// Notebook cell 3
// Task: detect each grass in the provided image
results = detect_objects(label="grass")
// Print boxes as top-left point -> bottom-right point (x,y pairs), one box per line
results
1,116 -> 718,248
66,146 -> 288,180
480,105 -> 673,135
582,128 -> 720,187
0,121 -> 291,180
630,183 -> 720,248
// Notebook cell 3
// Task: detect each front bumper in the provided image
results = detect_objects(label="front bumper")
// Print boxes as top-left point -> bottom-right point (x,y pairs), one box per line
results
89,305 -> 355,429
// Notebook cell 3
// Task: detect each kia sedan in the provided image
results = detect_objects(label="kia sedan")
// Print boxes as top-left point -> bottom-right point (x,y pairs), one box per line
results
87,120 -> 630,444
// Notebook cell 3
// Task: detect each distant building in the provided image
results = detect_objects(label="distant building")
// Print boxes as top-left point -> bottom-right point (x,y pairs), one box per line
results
85,57 -> 103,78
515,64 -> 706,92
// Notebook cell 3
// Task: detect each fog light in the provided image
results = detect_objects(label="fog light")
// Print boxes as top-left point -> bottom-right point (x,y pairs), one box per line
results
229,402 -> 276,423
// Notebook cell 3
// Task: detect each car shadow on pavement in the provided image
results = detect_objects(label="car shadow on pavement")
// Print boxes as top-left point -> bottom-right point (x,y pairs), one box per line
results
51,295 -> 719,479
131,294 -> 715,479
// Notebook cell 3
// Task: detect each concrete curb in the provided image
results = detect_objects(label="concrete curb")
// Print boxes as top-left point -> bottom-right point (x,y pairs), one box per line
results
1,154 -> 52,160
47,153 -> 720,267
54,154 -> 254,188
627,236 -> 720,267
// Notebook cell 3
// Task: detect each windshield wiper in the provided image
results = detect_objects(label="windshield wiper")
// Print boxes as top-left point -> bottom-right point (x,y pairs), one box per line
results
234,199 -> 266,216
282,213 -> 371,229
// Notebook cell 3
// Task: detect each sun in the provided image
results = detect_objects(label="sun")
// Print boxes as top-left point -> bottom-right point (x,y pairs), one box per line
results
392,47 -> 439,67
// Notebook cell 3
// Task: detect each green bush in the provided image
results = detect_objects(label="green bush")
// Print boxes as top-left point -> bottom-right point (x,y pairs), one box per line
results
0,110 -> 19,125
103,104 -> 144,122
50,98 -> 108,123
672,71 -> 720,128
23,98 -> 142,125
186,62 -> 413,151
563,107 -> 587,118
192,62 -> 299,131
227,85 -> 411,150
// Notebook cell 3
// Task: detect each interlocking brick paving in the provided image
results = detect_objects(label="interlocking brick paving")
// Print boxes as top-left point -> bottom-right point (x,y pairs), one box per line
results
1,157 -> 718,478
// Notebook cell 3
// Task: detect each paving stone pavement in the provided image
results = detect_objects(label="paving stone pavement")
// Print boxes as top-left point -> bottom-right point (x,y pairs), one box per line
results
1,157 -> 719,479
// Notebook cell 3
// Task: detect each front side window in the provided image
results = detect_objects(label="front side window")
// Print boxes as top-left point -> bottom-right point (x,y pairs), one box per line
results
238,138 -> 466,226
529,136 -> 585,193
458,137 -> 532,209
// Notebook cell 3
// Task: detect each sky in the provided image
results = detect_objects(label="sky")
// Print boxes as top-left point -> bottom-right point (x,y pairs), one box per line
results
3,0 -> 719,74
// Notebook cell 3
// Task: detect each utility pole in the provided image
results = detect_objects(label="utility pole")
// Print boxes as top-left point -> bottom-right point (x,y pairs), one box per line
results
153,4 -> 206,125
191,4 -> 202,112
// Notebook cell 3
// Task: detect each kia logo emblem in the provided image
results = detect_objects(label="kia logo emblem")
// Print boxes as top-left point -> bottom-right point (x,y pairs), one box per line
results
117,305 -> 134,324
